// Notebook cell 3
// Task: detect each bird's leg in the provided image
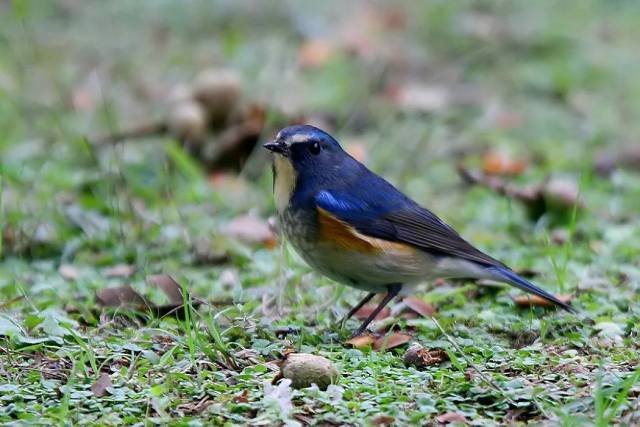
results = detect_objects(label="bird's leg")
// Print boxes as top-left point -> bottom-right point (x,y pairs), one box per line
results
352,284 -> 402,337
338,292 -> 375,328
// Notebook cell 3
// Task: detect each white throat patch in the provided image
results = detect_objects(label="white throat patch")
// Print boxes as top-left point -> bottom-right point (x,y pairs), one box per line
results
273,155 -> 297,214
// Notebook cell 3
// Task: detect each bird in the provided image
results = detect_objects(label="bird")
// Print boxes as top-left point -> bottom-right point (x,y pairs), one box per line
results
263,124 -> 574,336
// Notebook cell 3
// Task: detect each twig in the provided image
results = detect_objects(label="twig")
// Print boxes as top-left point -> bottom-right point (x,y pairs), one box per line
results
431,316 -> 523,409
91,121 -> 167,145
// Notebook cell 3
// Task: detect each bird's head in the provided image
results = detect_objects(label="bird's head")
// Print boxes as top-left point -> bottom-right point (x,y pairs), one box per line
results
264,125 -> 352,212
263,124 -> 344,172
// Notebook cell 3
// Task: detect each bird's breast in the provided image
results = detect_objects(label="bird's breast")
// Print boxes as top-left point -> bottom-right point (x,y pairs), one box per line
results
279,205 -> 438,291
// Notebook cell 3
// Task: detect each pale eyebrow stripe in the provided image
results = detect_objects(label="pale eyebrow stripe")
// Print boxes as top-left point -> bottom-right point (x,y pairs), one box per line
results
290,134 -> 310,144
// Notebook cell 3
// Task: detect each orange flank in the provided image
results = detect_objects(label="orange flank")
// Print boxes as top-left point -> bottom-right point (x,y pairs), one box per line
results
317,208 -> 415,254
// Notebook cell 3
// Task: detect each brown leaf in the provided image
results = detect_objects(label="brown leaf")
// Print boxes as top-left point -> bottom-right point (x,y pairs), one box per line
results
104,264 -> 136,278
387,83 -> 450,113
371,414 -> 395,426
353,304 -> 391,321
403,297 -> 437,317
223,214 -> 278,247
298,39 -> 335,68
96,285 -> 148,307
404,343 -> 449,368
481,152 -> 527,176
59,264 -> 79,281
177,396 -> 212,415
594,144 -> 640,176
345,334 -> 375,348
147,274 -> 184,305
233,390 -> 249,404
373,332 -> 412,351
513,294 -> 573,308
91,372 -> 112,397
345,141 -> 367,163
437,412 -> 468,424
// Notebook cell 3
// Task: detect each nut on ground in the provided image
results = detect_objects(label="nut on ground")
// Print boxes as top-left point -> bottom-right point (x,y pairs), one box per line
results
280,353 -> 339,390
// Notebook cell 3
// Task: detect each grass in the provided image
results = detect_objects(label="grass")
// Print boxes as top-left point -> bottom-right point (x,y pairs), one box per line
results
1,0 -> 640,425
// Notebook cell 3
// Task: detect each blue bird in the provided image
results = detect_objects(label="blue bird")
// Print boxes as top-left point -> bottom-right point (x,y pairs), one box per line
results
264,125 -> 574,336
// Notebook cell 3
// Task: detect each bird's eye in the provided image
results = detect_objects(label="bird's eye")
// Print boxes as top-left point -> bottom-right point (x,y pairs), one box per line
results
309,142 -> 321,155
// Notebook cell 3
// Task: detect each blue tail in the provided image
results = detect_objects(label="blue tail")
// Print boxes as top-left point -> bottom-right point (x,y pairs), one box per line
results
487,266 -> 575,312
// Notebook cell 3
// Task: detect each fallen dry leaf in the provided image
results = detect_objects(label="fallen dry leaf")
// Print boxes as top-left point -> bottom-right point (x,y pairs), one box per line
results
177,396 -> 212,415
91,372 -> 112,397
371,414 -> 395,426
58,264 -> 79,281
345,141 -> 367,163
298,39 -> 335,68
437,412 -> 469,425
147,274 -> 184,305
353,304 -> 391,321
387,83 -> 450,113
233,390 -> 249,404
404,343 -> 449,368
403,297 -> 437,317
224,214 -> 278,247
481,152 -> 527,176
513,294 -> 573,308
96,285 -> 149,307
345,334 -> 376,348
373,332 -> 412,351
104,264 -> 136,278
594,144 -> 640,176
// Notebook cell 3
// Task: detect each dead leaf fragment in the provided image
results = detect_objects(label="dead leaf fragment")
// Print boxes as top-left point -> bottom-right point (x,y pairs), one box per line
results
403,297 -> 437,317
437,412 -> 468,425
481,152 -> 527,176
345,141 -> 367,163
387,83 -> 450,113
91,372 -> 113,397
147,274 -> 184,305
513,294 -> 573,308
58,264 -> 79,281
371,414 -> 395,426
104,264 -> 136,278
345,334 -> 375,348
373,332 -> 412,351
404,343 -> 449,368
224,214 -> 278,247
594,144 -> 640,176
298,39 -> 335,68
96,285 -> 148,307
354,304 -> 391,321
177,396 -> 212,415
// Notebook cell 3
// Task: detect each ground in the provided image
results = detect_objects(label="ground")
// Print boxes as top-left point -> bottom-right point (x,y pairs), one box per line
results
1,1 -> 639,426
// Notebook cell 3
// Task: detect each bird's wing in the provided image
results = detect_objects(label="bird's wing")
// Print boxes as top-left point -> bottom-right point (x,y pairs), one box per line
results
314,190 -> 505,268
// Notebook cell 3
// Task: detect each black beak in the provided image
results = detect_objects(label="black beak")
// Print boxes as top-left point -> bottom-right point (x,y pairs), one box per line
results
263,140 -> 289,156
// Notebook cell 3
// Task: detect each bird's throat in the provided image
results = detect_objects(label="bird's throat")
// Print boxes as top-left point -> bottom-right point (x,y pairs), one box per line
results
273,155 -> 297,214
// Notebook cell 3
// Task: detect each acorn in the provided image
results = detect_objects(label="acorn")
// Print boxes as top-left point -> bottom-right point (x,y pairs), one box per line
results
279,353 -> 339,390
543,176 -> 582,216
167,82 -> 194,105
167,100 -> 207,141
192,68 -> 242,125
